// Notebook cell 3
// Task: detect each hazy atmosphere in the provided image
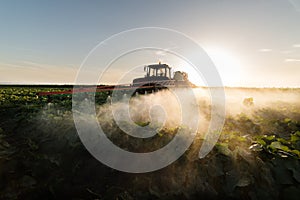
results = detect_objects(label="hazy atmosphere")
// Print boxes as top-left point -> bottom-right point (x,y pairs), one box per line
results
1,0 -> 300,87
1,1 -> 300,199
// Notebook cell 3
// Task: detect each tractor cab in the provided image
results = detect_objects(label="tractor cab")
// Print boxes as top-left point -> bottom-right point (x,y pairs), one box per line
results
144,62 -> 171,79
132,62 -> 172,87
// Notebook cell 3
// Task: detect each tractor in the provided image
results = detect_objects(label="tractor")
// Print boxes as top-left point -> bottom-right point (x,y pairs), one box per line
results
132,62 -> 193,94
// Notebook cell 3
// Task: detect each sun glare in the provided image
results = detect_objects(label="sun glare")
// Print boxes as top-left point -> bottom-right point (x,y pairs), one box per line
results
174,61 -> 205,86
204,47 -> 242,86
173,47 -> 242,87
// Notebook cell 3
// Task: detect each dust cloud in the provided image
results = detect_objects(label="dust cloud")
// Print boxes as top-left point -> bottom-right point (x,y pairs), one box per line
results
95,87 -> 300,138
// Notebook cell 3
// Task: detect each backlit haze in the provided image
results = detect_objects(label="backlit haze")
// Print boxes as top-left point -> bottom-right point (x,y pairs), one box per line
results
1,0 -> 300,87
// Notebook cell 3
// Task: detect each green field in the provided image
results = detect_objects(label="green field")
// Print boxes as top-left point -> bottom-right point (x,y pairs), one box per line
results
0,86 -> 300,200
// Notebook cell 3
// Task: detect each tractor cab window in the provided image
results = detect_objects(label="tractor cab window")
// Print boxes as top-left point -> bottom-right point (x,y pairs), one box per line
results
144,63 -> 171,79
151,68 -> 155,76
158,68 -> 165,76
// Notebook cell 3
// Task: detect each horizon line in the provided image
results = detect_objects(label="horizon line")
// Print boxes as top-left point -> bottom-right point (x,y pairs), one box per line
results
0,83 -> 299,89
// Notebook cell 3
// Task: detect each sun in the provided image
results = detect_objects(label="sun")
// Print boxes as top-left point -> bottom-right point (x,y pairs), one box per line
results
174,61 -> 205,86
204,47 -> 242,86
173,47 -> 242,86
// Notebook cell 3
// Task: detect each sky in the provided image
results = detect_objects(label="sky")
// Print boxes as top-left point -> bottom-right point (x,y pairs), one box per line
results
0,0 -> 300,87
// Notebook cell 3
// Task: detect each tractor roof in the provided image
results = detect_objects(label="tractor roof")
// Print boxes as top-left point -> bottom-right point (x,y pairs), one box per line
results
147,63 -> 171,69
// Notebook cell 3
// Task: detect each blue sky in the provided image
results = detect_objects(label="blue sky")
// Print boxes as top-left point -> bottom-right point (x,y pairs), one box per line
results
0,0 -> 300,87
